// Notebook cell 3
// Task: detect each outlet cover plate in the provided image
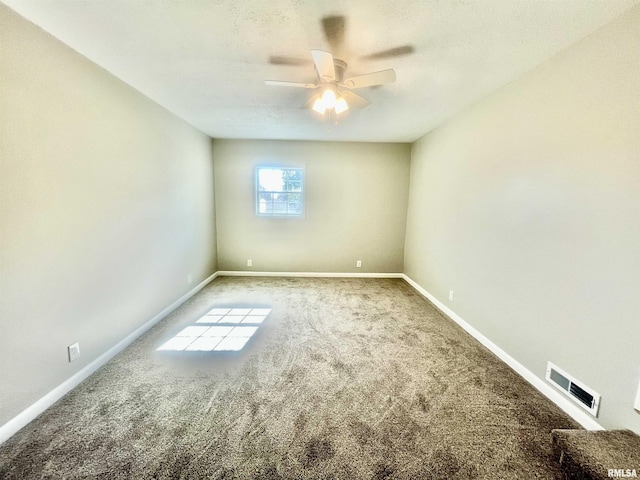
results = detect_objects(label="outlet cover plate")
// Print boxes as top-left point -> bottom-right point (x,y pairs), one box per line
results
68,342 -> 80,362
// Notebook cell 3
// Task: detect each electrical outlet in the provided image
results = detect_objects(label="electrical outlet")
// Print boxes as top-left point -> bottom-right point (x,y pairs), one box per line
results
247,259 -> 252,267
187,273 -> 193,284
68,342 -> 80,362
449,290 -> 454,301
356,260 -> 362,268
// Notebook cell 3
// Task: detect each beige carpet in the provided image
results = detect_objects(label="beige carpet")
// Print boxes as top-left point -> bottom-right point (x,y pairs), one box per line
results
0,277 -> 579,479
552,429 -> 640,479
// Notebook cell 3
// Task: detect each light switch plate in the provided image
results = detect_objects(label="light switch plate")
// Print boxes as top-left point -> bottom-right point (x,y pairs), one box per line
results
634,379 -> 640,414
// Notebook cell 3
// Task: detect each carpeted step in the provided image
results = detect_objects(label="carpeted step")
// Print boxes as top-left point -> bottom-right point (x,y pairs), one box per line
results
552,429 -> 640,480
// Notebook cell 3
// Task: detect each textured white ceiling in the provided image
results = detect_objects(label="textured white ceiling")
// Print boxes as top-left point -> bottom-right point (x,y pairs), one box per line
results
3,0 -> 638,142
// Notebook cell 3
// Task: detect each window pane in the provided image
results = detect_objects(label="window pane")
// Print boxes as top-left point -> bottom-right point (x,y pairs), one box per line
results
286,181 -> 302,192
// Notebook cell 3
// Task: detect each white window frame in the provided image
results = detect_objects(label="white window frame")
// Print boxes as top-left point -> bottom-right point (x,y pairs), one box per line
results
255,165 -> 305,218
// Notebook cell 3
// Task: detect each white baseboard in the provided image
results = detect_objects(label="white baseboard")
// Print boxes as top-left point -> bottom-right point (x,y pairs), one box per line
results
401,274 -> 604,431
217,271 -> 404,278
0,271 -> 218,446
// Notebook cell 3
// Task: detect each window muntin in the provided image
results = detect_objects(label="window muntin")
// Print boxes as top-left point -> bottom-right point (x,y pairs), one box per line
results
256,166 -> 304,217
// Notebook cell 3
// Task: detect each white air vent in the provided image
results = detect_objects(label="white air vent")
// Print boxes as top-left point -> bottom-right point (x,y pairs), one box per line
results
546,362 -> 600,416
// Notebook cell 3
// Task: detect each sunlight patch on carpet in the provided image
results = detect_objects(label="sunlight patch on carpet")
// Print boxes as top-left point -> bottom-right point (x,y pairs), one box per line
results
157,308 -> 271,352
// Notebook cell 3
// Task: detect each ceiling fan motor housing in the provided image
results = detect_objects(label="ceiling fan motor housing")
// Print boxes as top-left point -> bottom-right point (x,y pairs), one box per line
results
333,59 -> 347,83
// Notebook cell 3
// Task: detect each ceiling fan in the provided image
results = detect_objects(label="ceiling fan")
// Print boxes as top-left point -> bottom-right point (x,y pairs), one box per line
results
265,15 -> 414,116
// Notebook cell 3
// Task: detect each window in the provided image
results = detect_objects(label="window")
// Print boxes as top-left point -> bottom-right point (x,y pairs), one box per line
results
256,166 -> 304,217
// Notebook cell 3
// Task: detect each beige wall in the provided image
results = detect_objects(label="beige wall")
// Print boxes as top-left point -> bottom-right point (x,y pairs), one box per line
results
214,139 -> 410,273
405,6 -> 640,433
0,6 -> 217,426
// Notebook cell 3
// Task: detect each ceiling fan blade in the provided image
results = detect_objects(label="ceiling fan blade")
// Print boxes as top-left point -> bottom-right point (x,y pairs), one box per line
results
301,94 -> 320,109
341,90 -> 371,109
310,50 -> 336,82
265,80 -> 318,88
360,45 -> 415,61
269,55 -> 312,66
342,69 -> 396,89
321,15 -> 346,55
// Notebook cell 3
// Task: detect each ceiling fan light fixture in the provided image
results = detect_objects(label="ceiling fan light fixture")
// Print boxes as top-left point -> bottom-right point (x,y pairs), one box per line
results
321,87 -> 337,109
334,96 -> 349,114
312,97 -> 326,114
